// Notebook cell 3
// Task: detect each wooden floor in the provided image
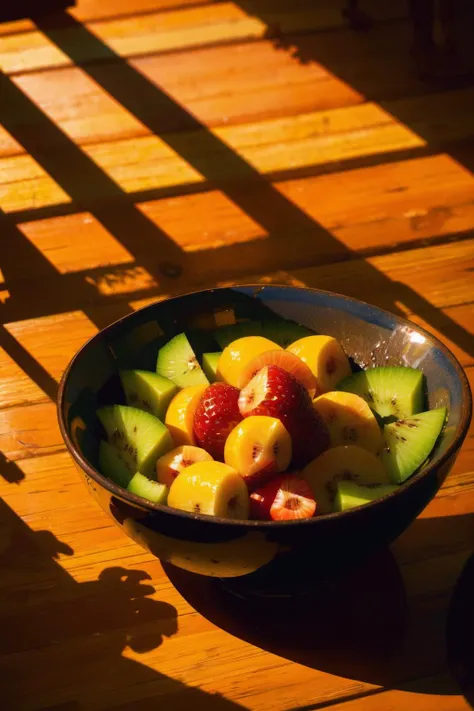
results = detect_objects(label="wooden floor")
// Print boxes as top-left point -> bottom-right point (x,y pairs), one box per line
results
1,0 -> 473,709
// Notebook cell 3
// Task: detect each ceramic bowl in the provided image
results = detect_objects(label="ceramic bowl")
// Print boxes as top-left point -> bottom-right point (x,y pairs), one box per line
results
57,286 -> 472,583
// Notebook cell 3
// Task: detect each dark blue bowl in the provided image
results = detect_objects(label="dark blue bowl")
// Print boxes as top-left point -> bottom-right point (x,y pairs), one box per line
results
57,286 -> 472,581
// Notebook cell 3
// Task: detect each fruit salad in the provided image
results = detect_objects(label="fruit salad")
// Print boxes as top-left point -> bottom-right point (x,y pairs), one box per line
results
96,319 -> 447,521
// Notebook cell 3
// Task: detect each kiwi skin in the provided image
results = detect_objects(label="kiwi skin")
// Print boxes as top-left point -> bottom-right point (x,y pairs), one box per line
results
156,333 -> 209,388
382,406 -> 447,484
97,405 -> 173,479
98,439 -> 132,488
127,472 -> 168,504
337,366 -> 425,419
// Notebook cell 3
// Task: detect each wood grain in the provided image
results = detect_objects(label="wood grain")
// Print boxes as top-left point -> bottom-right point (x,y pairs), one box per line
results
5,152 -> 474,282
1,1 -> 473,710
1,238 -> 473,410
0,2 -> 409,74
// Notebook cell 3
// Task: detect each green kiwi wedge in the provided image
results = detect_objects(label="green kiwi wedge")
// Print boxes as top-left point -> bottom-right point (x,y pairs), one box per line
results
97,405 -> 173,478
120,369 -> 177,420
156,333 -> 209,388
382,406 -> 447,483
98,439 -> 133,488
335,480 -> 399,511
202,352 -> 221,383
127,472 -> 168,504
262,319 -> 314,348
337,366 -> 424,419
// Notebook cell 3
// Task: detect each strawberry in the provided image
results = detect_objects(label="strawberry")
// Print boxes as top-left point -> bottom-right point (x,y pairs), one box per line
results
270,476 -> 316,521
249,475 -> 283,520
249,474 -> 316,521
193,383 -> 242,461
239,365 -> 329,466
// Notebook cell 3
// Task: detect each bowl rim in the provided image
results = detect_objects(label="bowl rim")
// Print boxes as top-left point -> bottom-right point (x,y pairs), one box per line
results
57,283 -> 472,527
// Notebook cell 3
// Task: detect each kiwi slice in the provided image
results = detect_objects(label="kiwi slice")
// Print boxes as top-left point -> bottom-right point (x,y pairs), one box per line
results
262,320 -> 314,348
98,439 -> 133,488
156,333 -> 209,388
97,405 -> 173,478
335,481 -> 399,511
202,352 -> 221,383
337,366 -> 424,419
213,321 -> 263,349
120,369 -> 177,420
127,472 -> 168,504
382,407 -> 447,484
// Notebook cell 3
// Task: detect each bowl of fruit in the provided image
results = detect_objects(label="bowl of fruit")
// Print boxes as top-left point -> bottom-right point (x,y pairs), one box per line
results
58,285 -> 471,583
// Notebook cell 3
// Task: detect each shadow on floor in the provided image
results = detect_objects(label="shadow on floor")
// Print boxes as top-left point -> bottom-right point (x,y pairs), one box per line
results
165,510 -> 474,702
447,551 -> 474,708
0,498 -> 247,710
0,452 -> 25,484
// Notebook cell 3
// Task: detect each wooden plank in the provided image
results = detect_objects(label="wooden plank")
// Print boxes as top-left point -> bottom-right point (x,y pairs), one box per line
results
0,0 -> 408,37
0,311 -> 99,409
2,88 -> 474,217
283,677 -> 471,711
0,5 -> 341,74
4,155 -> 474,312
1,293 -> 472,413
0,0 -> 206,37
1,46 -> 360,152
1,438 -> 471,574
0,462 -> 472,710
14,212 -> 134,274
2,6 -> 472,711
0,2 -> 410,74
8,151 -> 473,277
0,238 -> 473,410
0,367 -> 471,710
237,238 -> 474,317
0,244 -> 473,459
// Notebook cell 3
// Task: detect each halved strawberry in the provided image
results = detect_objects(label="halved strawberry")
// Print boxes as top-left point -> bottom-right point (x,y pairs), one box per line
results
193,382 -> 242,461
237,349 -> 318,397
249,474 -> 316,521
239,365 -> 329,466
249,476 -> 283,520
270,476 -> 316,521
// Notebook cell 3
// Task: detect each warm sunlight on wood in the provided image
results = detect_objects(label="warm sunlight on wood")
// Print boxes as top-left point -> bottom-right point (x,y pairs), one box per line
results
0,5 -> 267,74
0,267 -> 9,305
0,345 -> 48,408
0,124 -> 23,157
1,1 -> 473,708
0,3 -> 364,75
56,103 -> 427,197
12,69 -> 152,149
212,102 -> 426,175
137,191 -> 267,251
4,311 -> 98,385
276,153 -> 474,250
0,154 -> 71,212
0,99 -> 433,213
83,134 -> 204,193
85,264 -> 158,295
18,213 -> 134,273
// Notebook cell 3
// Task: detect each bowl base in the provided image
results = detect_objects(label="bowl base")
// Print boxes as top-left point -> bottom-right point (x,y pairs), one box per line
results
217,554 -> 337,602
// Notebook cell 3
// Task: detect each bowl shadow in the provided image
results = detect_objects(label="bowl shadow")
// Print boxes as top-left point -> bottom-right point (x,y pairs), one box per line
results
164,509 -> 474,700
